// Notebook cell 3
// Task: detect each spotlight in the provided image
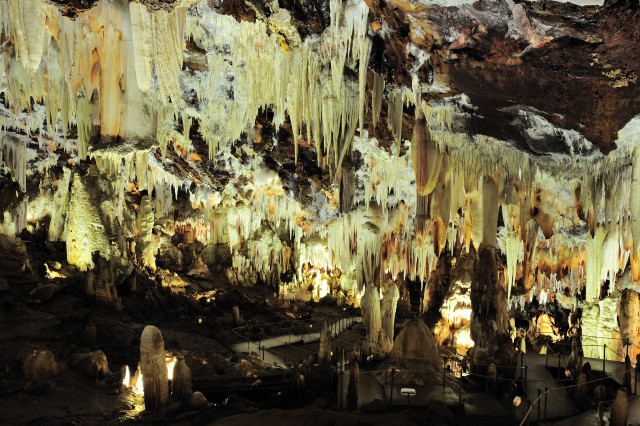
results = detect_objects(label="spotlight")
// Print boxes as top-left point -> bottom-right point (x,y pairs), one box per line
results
513,396 -> 522,407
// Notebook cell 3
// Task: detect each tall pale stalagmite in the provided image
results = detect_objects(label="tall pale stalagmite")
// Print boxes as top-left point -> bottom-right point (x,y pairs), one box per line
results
140,325 -> 168,410
318,320 -> 332,364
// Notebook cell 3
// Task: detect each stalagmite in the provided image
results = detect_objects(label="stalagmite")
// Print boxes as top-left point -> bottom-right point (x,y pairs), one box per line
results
232,306 -> 243,327
318,321 -> 332,364
347,361 -> 359,411
84,253 -> 122,310
380,282 -> 399,343
171,356 -> 192,401
610,388 -> 629,426
66,175 -> 111,271
136,195 -> 157,270
360,283 -> 382,352
140,325 -> 169,410
574,372 -> 587,410
189,391 -> 208,409
23,350 -> 60,379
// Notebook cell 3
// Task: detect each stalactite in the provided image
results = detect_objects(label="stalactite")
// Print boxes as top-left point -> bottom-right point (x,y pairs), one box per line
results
371,73 -> 385,129
153,8 -> 185,107
388,90 -> 403,152
482,175 -> 499,248
130,2 -> 154,92
7,0 -> 46,73
585,226 -> 606,302
412,112 -> 443,198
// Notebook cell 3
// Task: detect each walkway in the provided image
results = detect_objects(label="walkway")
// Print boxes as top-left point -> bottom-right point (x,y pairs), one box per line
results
230,317 -> 361,365
516,350 -> 633,424
553,394 -> 640,425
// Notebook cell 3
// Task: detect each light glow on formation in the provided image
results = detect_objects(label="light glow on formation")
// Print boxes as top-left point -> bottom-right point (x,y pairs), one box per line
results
166,356 -> 177,381
122,365 -> 145,395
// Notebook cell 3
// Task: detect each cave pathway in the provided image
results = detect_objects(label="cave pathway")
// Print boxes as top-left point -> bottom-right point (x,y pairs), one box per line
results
230,317 -> 362,365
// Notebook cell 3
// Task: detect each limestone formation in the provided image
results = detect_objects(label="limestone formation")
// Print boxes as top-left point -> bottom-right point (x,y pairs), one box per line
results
318,321 -> 332,364
574,373 -> 587,411
189,391 -> 208,409
140,325 -> 169,410
85,253 -> 122,310
360,283 -> 381,353
380,282 -> 399,343
69,351 -> 109,378
23,350 -> 60,379
346,361 -> 359,411
384,319 -> 441,385
232,306 -> 243,327
2,0 -> 640,422
171,356 -> 192,401
610,388 -> 629,426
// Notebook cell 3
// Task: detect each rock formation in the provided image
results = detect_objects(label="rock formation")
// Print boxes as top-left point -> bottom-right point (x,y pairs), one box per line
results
23,350 -> 60,379
610,388 -> 629,426
347,361 -> 359,411
140,325 -> 169,410
386,319 -> 440,385
171,356 -> 192,401
318,321 -> 332,364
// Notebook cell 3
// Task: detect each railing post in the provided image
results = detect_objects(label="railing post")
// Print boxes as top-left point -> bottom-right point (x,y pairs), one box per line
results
557,353 -> 561,379
390,368 -> 395,403
537,389 -> 542,421
339,370 -> 343,409
443,358 -> 447,390
602,344 -> 606,383
544,386 -> 549,420
459,367 -> 463,405
546,345 -> 549,368
524,365 -> 528,397
626,338 -> 630,359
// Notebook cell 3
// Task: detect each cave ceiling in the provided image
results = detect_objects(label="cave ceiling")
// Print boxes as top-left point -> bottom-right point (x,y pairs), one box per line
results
46,0 -> 640,157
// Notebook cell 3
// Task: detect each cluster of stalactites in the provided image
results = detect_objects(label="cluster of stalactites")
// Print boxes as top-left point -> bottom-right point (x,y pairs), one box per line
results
187,0 -> 371,175
0,0 -> 160,161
